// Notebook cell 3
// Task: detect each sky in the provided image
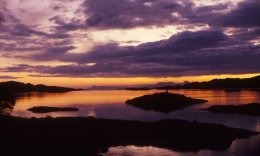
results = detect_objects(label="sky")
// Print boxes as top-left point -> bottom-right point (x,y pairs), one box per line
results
0,0 -> 260,87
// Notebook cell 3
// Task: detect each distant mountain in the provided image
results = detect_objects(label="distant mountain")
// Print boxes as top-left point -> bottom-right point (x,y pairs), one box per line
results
153,81 -> 189,89
88,85 -> 121,90
0,81 -> 80,93
174,76 -> 260,89
144,82 -> 177,88
122,81 -> 190,90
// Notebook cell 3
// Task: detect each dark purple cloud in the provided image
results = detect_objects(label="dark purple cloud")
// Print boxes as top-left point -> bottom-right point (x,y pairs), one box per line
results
0,13 -> 4,27
0,2 -> 73,57
73,29 -> 227,63
4,27 -> 260,77
219,0 -> 260,27
49,0 -> 260,31
52,0 -> 226,30
83,0 -> 184,29
2,64 -> 38,73
1,0 -> 260,78
0,75 -> 20,79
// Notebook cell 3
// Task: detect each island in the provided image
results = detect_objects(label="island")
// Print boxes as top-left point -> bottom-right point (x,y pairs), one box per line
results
126,92 -> 208,113
27,106 -> 79,113
0,115 -> 258,156
206,103 -> 260,116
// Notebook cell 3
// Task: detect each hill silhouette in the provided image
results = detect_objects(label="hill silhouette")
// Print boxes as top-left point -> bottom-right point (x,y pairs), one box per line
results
163,75 -> 260,90
0,81 -> 79,93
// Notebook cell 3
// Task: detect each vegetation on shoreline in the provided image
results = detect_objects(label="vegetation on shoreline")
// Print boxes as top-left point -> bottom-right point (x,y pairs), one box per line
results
0,92 -> 16,115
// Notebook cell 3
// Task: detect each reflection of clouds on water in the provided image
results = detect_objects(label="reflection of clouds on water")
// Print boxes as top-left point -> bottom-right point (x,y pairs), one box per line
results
71,104 -> 260,132
75,104 -> 171,121
229,136 -> 260,156
11,90 -> 260,131
103,146 -> 182,156
168,111 -> 260,131
80,110 -> 96,117
104,138 -> 260,156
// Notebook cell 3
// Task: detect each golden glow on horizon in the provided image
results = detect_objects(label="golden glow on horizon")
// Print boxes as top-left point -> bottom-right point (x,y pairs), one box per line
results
1,73 -> 259,88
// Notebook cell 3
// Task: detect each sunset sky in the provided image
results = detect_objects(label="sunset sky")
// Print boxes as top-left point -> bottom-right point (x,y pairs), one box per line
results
0,0 -> 259,87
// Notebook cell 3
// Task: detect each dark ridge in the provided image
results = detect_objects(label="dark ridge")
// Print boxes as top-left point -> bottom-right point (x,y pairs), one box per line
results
28,106 -> 79,113
0,116 -> 258,156
126,92 -> 208,113
206,103 -> 260,116
0,81 -> 81,93
161,75 -> 260,90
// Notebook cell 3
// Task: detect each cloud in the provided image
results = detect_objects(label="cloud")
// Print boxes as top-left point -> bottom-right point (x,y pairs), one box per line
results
0,1 -> 74,57
219,0 -> 260,27
4,28 -> 260,77
1,0 -> 260,78
0,75 -> 20,79
61,29 -> 227,63
82,0 -> 185,29
0,13 -> 4,26
48,0 -> 222,31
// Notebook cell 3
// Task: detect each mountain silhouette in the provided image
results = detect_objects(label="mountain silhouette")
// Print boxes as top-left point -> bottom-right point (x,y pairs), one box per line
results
168,75 -> 260,89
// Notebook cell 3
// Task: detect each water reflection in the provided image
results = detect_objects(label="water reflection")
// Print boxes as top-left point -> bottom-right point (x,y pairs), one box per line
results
11,90 -> 260,130
103,136 -> 260,156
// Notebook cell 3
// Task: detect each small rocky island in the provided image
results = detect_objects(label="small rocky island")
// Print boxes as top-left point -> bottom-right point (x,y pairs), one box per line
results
126,92 -> 208,113
28,106 -> 79,113
206,103 -> 260,116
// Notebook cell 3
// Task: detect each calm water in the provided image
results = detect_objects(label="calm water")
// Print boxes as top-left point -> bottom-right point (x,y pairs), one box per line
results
11,90 -> 260,156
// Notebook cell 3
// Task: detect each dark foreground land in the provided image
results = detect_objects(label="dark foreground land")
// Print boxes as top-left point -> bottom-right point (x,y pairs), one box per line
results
28,106 -> 79,113
126,92 -> 207,113
207,103 -> 260,116
0,115 -> 258,156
